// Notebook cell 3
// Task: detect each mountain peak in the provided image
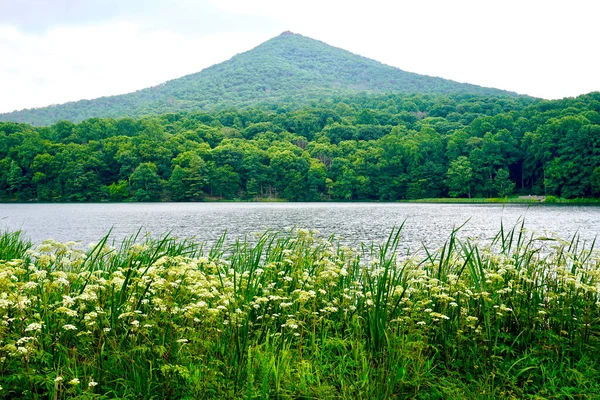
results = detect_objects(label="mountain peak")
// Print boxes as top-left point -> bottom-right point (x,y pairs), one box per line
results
0,33 -> 519,125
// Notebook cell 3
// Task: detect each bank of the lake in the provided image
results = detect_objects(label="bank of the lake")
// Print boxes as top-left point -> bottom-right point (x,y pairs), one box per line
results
409,196 -> 600,204
1,226 -> 598,399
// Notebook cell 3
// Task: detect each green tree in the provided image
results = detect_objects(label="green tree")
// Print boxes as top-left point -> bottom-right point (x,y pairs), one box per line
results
269,149 -> 309,201
168,166 -> 189,201
494,168 -> 515,197
129,162 -> 162,201
107,180 -> 129,201
7,160 -> 24,198
206,163 -> 240,199
591,166 -> 600,196
446,157 -> 473,198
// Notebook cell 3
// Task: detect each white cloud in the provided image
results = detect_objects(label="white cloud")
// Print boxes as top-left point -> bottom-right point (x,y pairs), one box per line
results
0,22 -> 267,113
1,0 -> 599,114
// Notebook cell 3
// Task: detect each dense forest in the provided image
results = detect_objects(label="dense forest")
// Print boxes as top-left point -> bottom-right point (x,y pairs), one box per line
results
0,32 -> 516,126
2,91 -> 599,202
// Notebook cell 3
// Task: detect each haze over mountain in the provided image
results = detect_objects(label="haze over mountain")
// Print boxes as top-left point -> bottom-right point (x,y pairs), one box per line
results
0,32 -> 520,126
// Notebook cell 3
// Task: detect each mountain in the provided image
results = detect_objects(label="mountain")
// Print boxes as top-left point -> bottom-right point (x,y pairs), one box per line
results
0,31 -> 520,126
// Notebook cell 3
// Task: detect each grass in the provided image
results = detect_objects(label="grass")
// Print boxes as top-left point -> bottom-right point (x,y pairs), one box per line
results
409,196 -> 600,205
0,224 -> 599,399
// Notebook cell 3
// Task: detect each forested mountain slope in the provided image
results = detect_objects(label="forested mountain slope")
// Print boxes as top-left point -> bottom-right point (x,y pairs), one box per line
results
0,32 -> 519,126
2,91 -> 599,202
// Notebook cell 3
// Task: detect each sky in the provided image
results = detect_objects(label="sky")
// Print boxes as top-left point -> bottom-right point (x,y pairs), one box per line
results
1,0 -> 599,114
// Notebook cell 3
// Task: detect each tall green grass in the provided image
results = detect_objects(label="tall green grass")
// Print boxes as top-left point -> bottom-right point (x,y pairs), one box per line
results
0,226 -> 598,399
0,231 -> 31,261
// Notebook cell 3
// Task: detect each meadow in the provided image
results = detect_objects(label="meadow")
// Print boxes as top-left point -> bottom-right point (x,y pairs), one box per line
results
0,224 -> 599,399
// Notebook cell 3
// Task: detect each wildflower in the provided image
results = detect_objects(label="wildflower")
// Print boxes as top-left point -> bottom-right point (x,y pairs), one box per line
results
62,295 -> 75,307
31,269 -> 47,279
24,281 -> 38,290
417,321 -> 426,325
55,277 -> 70,286
55,376 -> 63,383
55,306 -> 78,317
499,304 -> 512,313
68,378 -> 80,386
25,322 -> 43,332
84,311 -> 98,322
88,381 -> 98,387
62,324 -> 77,331
177,338 -> 189,343
16,336 -> 35,345
321,306 -> 338,313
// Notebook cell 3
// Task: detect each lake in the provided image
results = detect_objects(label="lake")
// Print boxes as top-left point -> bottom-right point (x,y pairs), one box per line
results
1,202 -> 599,251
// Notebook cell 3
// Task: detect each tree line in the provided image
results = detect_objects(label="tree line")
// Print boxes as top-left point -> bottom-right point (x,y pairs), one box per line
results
1,92 -> 599,202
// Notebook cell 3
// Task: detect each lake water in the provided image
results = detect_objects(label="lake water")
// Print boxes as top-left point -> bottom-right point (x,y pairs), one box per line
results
1,203 -> 599,251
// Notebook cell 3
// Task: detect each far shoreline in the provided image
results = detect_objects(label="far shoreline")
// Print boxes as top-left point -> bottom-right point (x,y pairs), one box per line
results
1,196 -> 600,206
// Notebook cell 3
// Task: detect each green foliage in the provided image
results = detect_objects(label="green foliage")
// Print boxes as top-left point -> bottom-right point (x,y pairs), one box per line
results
107,180 -> 129,201
493,168 -> 515,197
0,231 -> 31,261
1,226 -> 600,398
129,162 -> 163,201
1,92 -> 599,202
446,156 -> 473,198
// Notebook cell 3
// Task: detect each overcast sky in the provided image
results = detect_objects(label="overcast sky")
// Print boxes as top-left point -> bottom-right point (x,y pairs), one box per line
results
1,0 -> 599,114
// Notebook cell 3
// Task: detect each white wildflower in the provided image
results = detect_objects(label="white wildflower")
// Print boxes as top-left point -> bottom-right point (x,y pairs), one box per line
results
24,281 -> 38,290
62,295 -> 76,307
16,336 -> 35,345
62,324 -> 77,331
25,322 -> 43,332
